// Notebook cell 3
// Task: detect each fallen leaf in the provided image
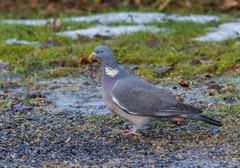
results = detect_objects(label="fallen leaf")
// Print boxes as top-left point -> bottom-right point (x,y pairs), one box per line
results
178,79 -> 190,88
204,73 -> 212,78
156,57 -> 183,74
111,113 -> 117,118
207,84 -> 221,90
147,34 -> 159,47
190,59 -> 214,65
48,18 -> 61,31
221,0 -> 239,10
78,54 -> 98,70
74,34 -> 90,43
208,103 -> 214,107
43,2 -> 57,14
224,64 -> 240,73
134,0 -> 141,5
93,34 -> 111,40
78,54 -> 91,64
28,50 -> 41,56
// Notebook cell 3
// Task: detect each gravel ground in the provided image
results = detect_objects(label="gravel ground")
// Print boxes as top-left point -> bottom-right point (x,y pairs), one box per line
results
0,74 -> 239,167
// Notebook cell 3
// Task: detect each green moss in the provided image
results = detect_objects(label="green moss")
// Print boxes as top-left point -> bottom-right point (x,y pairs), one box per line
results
0,13 -> 239,81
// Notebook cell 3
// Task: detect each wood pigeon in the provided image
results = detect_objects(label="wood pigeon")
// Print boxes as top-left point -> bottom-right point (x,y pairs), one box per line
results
89,46 -> 222,135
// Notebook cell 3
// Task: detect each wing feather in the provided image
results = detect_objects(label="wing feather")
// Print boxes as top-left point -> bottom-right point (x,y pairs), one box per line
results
112,75 -> 202,116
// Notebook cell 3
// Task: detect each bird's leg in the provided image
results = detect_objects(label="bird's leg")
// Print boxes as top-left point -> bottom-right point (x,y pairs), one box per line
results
120,129 -> 141,135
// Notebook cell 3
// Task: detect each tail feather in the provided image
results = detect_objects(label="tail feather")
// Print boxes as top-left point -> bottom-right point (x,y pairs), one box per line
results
188,114 -> 223,126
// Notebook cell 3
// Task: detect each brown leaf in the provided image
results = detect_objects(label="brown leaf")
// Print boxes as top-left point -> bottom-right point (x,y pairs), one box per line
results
190,59 -> 214,65
207,84 -> 221,90
28,50 -> 41,56
93,34 -> 111,40
178,79 -> 190,88
74,34 -> 90,43
204,73 -> 212,78
221,0 -> 239,10
224,64 -> 240,73
78,54 -> 90,64
134,0 -> 141,5
147,34 -> 159,47
111,113 -> 117,118
78,54 -> 98,70
48,18 -> 61,31
43,2 -> 57,14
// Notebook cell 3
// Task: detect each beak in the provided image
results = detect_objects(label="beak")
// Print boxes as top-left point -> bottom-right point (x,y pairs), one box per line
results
89,53 -> 96,59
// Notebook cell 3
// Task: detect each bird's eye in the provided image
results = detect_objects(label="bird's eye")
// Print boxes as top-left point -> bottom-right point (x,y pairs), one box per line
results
101,50 -> 104,53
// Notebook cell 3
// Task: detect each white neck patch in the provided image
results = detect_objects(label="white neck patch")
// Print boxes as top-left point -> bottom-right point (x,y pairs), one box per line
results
105,66 -> 119,77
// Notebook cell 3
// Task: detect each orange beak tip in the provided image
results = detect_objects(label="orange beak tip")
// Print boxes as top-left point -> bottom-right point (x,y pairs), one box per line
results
89,53 -> 96,59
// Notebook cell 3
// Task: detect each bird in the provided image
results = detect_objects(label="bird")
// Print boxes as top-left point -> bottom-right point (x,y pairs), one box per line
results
89,46 -> 223,135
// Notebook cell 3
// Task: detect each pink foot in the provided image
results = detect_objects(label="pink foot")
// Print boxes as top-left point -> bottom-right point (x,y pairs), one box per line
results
120,129 -> 141,135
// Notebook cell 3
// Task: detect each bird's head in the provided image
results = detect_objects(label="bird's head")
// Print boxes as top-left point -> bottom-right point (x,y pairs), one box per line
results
89,46 -> 114,62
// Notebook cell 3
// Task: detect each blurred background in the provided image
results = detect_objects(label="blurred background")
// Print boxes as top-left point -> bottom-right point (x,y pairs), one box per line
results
1,0 -> 240,17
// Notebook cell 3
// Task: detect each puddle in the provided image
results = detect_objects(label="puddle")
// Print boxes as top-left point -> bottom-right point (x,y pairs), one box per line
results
5,38 -> 39,45
43,77 -> 111,115
194,22 -> 240,41
57,25 -> 163,38
2,12 -> 219,26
